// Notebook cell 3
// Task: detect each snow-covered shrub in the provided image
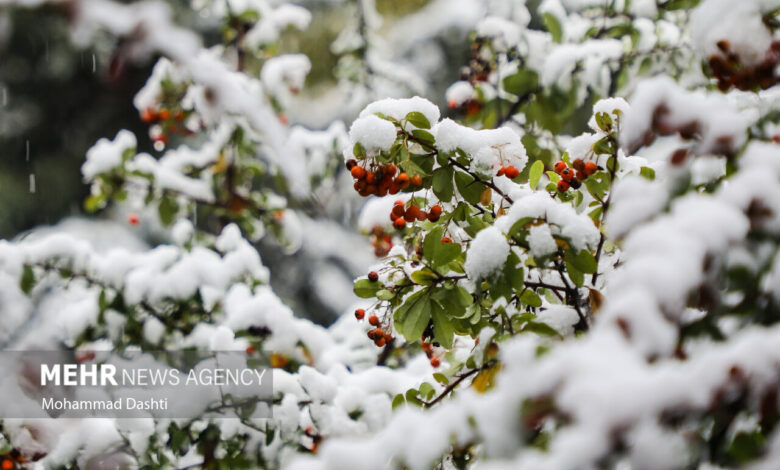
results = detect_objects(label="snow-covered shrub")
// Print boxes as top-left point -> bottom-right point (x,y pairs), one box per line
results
0,0 -> 778,469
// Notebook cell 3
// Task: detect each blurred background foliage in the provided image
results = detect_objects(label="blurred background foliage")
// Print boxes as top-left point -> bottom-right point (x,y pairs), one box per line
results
0,0 -> 438,239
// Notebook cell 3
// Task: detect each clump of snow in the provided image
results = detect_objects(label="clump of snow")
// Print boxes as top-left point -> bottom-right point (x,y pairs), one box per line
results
536,305 -> 579,336
621,76 -> 758,154
476,16 -> 521,50
445,81 -> 475,108
359,96 -> 440,130
348,115 -> 397,155
433,119 -> 527,172
82,130 -> 136,180
690,0 -> 775,66
465,227 -> 510,280
528,224 -> 557,258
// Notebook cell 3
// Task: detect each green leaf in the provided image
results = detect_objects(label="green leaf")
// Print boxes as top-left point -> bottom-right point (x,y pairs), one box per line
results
640,166 -> 655,180
395,290 -> 431,342
411,129 -> 435,146
454,171 -> 483,205
660,0 -> 700,11
353,141 -> 366,159
431,299 -> 455,349
423,226 -> 462,270
594,112 -> 612,133
411,269 -> 439,286
20,266 -> 35,294
520,289 -> 542,307
542,13 -> 563,43
529,160 -> 544,189
392,393 -> 405,410
523,320 -> 560,337
565,261 -> 584,287
377,289 -> 395,300
405,111 -> 431,129
418,382 -> 436,400
593,136 -> 616,156
565,249 -> 598,274
433,373 -> 449,385
503,69 -> 539,96
354,279 -> 380,298
158,195 -> 179,226
432,166 -> 454,202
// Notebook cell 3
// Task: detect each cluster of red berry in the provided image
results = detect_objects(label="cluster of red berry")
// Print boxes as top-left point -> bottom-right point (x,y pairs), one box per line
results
422,341 -> 440,368
140,106 -> 193,146
708,40 -> 779,92
1,449 -> 37,469
389,201 -> 442,230
554,159 -> 598,192
346,160 -> 423,197
355,308 -> 393,347
370,226 -> 393,257
496,165 -> 521,179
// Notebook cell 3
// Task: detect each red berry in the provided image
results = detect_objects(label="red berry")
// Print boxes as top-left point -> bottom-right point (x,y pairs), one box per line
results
368,271 -> 379,282
572,159 -> 585,172
246,345 -> 256,355
392,205 -> 405,218
393,218 -> 407,230
570,178 -> 582,189
560,168 -> 573,182
345,159 -> 357,170
2,460 -> 13,470
368,315 -> 380,326
158,108 -> 170,120
396,173 -> 410,188
416,210 -> 427,222
384,333 -> 393,343
554,161 -> 567,173
128,213 -> 140,225
355,309 -> 365,320
430,357 -> 441,368
405,205 -> 420,222
557,180 -> 570,192
366,172 -> 376,184
410,174 -> 423,187
430,205 -> 442,216
427,212 -> 440,222
441,237 -> 452,243
385,164 -> 397,177
584,161 -> 598,176
496,167 -> 505,177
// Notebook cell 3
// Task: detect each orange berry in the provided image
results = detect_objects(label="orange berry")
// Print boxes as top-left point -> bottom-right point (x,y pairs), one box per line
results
366,172 -> 376,184
394,200 -> 404,207
584,161 -> 598,176
557,180 -> 570,192
385,164 -> 397,177
496,167 -> 505,177
140,108 -> 158,123
375,337 -> 386,347
368,271 -> 379,282
393,218 -> 407,230
368,315 -> 380,326
392,205 -> 405,218
355,308 -> 365,320
389,183 -> 401,195
430,357 -> 441,368
2,459 -> 12,470
430,205 -> 442,216
554,161 -> 567,173
504,166 -> 520,179
560,168 -> 573,182
351,166 -> 367,180
441,237 -> 452,243
374,328 -> 384,338
246,345 -> 256,355
396,173 -> 410,188
384,333 -> 393,343
572,159 -> 585,172
410,174 -> 423,187
158,108 -> 170,120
